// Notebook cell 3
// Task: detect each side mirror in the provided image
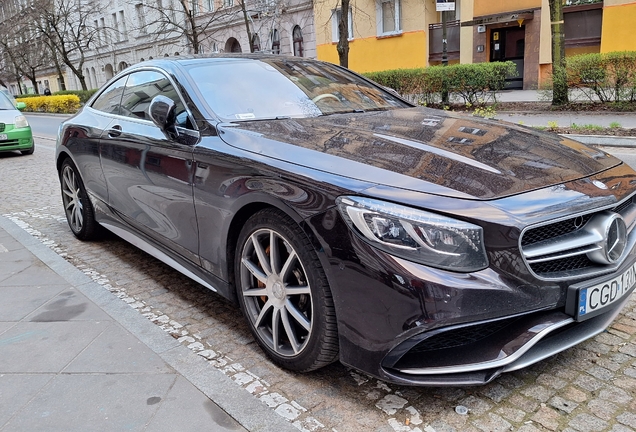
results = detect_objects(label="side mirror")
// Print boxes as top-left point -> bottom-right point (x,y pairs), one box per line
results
16,101 -> 26,111
148,95 -> 178,136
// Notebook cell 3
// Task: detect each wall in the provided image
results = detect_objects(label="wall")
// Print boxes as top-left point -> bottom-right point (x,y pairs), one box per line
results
314,0 -> 432,72
473,0 -> 541,17
316,31 -> 427,72
601,0 -> 636,52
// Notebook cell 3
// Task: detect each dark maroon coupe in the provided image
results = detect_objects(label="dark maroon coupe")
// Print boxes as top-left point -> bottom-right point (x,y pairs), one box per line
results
56,55 -> 636,385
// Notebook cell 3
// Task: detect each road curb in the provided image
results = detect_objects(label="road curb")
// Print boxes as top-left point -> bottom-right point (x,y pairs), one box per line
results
0,215 -> 299,432
562,134 -> 636,147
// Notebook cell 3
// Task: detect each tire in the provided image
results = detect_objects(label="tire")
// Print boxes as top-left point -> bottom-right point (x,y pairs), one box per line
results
60,158 -> 100,240
21,145 -> 34,155
235,209 -> 339,372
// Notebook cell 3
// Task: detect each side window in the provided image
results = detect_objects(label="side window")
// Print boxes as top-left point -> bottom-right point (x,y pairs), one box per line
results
120,70 -> 190,127
91,76 -> 127,114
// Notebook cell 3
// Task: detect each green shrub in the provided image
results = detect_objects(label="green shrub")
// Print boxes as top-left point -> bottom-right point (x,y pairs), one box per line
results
567,51 -> 636,102
364,61 -> 516,105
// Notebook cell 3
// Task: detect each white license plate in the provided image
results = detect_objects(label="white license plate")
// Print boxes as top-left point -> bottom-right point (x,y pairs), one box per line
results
0,134 -> 7,141
576,262 -> 636,320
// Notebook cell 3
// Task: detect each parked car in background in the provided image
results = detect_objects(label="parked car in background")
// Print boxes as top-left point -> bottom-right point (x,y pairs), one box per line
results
0,92 -> 34,155
55,55 -> 636,385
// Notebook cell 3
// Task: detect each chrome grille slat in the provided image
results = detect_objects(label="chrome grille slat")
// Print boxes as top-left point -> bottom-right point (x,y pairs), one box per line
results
521,194 -> 636,280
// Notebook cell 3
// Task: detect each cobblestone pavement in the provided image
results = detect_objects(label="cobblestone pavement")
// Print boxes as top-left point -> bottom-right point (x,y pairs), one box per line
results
2,137 -> 636,432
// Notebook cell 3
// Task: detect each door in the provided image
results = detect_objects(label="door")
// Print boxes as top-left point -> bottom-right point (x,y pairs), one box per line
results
490,26 -> 525,89
99,70 -> 201,264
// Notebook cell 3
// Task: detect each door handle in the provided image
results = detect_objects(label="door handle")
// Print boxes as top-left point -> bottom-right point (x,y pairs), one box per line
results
107,125 -> 122,138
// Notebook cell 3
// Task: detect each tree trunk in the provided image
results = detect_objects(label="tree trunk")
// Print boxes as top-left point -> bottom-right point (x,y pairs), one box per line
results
336,0 -> 350,67
240,0 -> 253,53
549,0 -> 568,106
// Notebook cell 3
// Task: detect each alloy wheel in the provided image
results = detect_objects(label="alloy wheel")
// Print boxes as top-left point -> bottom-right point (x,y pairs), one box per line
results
239,228 -> 313,357
61,164 -> 84,233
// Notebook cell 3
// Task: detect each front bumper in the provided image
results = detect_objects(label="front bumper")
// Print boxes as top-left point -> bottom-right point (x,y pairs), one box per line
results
380,289 -> 632,385
0,127 -> 33,152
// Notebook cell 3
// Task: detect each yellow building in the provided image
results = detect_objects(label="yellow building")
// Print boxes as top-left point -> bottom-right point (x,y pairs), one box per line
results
315,0 -> 636,89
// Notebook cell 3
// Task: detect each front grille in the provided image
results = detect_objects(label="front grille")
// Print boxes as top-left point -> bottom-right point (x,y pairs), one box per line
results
521,194 -> 636,279
521,214 -> 593,247
409,317 -> 519,353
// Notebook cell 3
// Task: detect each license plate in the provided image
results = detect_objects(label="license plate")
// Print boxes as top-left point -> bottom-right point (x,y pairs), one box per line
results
576,262 -> 636,320
0,134 -> 7,141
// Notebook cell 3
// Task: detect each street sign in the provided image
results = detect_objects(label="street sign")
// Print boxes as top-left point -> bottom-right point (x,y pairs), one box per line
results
436,0 -> 455,12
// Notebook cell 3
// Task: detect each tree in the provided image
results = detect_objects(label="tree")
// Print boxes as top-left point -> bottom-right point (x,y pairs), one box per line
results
549,0 -> 569,105
336,0 -> 350,67
29,0 -> 102,90
141,0 -> 229,54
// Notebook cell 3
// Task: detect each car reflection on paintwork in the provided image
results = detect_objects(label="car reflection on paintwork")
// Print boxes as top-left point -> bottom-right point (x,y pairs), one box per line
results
55,55 -> 636,386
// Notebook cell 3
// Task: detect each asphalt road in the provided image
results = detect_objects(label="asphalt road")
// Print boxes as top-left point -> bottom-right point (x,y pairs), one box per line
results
3,115 -> 636,432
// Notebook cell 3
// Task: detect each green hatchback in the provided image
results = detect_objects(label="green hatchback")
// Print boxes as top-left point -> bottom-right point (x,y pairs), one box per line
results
0,92 -> 33,155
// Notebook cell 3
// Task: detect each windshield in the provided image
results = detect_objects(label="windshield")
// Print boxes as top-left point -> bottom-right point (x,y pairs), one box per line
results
0,92 -> 16,110
185,58 -> 409,122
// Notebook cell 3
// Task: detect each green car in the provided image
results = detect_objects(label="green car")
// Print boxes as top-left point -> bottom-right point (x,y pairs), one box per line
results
0,92 -> 34,155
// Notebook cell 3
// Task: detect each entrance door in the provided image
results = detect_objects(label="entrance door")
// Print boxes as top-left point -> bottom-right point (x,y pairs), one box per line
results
490,26 -> 525,89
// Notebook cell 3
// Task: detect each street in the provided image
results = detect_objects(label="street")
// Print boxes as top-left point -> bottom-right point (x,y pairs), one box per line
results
2,115 -> 636,432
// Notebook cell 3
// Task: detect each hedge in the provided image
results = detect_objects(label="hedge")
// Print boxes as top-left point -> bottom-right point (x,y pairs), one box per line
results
364,61 -> 517,105
16,95 -> 81,113
567,51 -> 636,102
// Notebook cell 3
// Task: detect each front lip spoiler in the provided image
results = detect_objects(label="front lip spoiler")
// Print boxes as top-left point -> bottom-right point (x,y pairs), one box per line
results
383,292 -> 632,386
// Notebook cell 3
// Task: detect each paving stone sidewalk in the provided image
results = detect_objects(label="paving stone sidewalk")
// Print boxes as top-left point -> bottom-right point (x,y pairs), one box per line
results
0,214 -> 296,432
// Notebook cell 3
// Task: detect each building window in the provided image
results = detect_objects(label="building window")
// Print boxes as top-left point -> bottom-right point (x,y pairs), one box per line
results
271,29 -> 280,54
292,25 -> 303,57
191,0 -> 199,14
331,8 -> 353,42
205,0 -> 214,11
378,0 -> 400,35
252,34 -> 261,52
223,0 -> 233,7
136,4 -> 146,33
119,11 -> 128,39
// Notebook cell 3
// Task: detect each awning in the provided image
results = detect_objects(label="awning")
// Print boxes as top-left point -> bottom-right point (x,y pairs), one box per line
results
461,10 -> 536,27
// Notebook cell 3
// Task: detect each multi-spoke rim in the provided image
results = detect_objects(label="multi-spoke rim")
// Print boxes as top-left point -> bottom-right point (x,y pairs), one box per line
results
61,165 -> 84,233
240,228 -> 313,357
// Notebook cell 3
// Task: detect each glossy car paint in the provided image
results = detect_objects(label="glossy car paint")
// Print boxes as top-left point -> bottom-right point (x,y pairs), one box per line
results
55,56 -> 636,385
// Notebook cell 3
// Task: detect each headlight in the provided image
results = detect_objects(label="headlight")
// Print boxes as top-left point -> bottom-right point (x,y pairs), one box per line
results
14,115 -> 28,129
336,196 -> 488,272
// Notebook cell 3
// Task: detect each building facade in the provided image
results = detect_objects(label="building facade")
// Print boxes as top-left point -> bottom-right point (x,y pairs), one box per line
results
1,0 -> 316,94
315,0 -> 636,89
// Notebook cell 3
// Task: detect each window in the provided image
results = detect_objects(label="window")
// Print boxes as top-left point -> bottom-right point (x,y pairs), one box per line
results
378,0 -> 400,35
271,29 -> 280,54
205,0 -> 214,11
331,8 -> 353,42
120,70 -> 188,126
136,4 -> 146,33
91,76 -> 128,114
222,0 -> 233,7
292,26 -> 303,57
112,13 -> 119,41
191,0 -> 199,14
119,11 -> 128,39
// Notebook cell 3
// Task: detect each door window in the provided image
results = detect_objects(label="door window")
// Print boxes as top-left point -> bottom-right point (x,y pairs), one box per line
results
120,70 -> 190,127
91,76 -> 128,114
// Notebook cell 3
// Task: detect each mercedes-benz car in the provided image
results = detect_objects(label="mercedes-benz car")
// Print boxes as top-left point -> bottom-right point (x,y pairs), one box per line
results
55,55 -> 636,386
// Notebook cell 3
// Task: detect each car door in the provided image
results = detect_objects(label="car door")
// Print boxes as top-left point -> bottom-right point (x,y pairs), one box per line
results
99,69 -> 200,265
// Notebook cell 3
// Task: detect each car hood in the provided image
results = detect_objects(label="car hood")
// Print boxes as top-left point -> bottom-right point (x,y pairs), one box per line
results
217,107 -> 620,200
